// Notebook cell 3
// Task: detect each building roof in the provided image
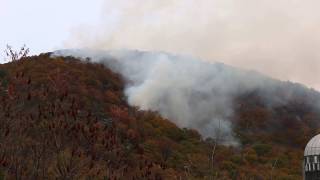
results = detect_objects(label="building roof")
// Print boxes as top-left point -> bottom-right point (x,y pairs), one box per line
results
305,134 -> 320,156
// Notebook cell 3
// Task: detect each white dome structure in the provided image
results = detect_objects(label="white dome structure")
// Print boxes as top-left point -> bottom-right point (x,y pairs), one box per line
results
305,135 -> 320,156
304,134 -> 320,180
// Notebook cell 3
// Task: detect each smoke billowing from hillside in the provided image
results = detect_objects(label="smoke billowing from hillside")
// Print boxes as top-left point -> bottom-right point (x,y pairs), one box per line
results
54,49 -> 320,145
65,0 -> 320,90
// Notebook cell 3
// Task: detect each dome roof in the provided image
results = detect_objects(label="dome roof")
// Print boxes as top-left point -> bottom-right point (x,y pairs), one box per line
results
305,134 -> 320,156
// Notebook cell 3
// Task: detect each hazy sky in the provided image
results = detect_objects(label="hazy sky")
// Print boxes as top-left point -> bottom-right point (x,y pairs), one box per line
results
0,0 -> 102,55
1,0 -> 320,90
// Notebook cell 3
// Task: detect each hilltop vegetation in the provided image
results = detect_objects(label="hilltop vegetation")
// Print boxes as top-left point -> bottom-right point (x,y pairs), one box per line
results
0,53 -> 318,179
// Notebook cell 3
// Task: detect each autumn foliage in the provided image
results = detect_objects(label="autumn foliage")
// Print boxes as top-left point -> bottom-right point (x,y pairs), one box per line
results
0,53 -> 318,179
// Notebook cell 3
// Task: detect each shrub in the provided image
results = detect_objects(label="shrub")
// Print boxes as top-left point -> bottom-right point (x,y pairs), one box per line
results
253,143 -> 272,156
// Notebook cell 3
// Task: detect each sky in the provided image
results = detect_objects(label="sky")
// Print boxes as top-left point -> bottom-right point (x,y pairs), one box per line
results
0,0 -> 103,55
1,0 -> 320,90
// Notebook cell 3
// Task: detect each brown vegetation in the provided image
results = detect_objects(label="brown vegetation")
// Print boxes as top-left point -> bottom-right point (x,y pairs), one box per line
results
0,53 -> 317,179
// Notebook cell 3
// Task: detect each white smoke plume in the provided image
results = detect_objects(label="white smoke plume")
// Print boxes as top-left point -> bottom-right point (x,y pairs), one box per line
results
52,0 -> 320,146
53,49 -> 292,145
65,0 -> 320,90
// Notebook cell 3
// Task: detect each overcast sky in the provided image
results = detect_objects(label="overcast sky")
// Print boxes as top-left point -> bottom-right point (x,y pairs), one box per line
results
1,0 -> 320,90
0,0 -> 102,55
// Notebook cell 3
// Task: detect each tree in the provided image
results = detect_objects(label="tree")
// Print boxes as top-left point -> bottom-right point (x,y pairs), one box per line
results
4,44 -> 29,62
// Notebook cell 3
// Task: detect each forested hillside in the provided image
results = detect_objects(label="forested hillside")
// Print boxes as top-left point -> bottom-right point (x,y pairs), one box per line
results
0,53 -> 318,179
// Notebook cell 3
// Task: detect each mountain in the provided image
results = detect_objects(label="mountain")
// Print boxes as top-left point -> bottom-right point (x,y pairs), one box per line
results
54,49 -> 320,147
0,52 -> 318,179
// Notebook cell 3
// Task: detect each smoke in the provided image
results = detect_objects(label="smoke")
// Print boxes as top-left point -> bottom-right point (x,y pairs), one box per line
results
58,0 -> 320,144
64,0 -> 320,90
53,49 -> 289,145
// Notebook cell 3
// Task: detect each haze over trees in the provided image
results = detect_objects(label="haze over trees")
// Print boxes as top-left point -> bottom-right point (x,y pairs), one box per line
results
0,52 -> 318,179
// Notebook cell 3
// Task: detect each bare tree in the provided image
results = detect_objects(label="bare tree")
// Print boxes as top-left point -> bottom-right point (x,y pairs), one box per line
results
4,44 -> 29,62
209,119 -> 221,180
270,158 -> 278,180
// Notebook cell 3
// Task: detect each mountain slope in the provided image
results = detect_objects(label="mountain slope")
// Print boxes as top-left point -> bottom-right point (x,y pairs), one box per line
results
0,53 -> 318,179
54,49 -> 320,147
